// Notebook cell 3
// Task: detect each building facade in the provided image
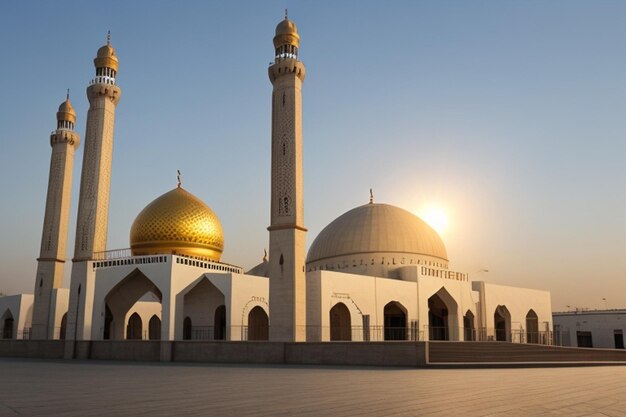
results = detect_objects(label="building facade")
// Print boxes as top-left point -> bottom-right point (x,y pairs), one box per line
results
1,16 -> 556,351
553,310 -> 626,349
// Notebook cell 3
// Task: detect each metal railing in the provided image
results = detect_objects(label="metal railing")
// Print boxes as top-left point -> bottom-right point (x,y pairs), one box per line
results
91,249 -> 243,274
92,248 -> 132,260
89,75 -> 116,85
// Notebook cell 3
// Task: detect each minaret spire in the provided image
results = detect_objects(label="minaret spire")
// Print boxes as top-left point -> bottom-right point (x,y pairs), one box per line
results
31,95 -> 81,339
268,15 -> 307,342
65,35 -> 121,354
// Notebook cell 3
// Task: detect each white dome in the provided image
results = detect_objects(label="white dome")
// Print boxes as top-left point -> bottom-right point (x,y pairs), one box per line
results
306,203 -> 448,277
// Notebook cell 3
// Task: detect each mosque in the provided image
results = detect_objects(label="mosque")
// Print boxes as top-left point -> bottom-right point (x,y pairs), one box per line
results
0,16 -> 553,352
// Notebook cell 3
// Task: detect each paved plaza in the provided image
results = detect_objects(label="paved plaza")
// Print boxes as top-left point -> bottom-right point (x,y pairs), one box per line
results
1,359 -> 626,416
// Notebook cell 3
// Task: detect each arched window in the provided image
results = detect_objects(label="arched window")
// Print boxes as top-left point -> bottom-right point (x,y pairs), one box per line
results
384,302 -> 407,340
149,315 -> 161,340
126,313 -> 142,340
183,317 -> 192,340
248,307 -> 269,341
526,309 -> 539,344
214,305 -> 226,340
330,303 -> 351,341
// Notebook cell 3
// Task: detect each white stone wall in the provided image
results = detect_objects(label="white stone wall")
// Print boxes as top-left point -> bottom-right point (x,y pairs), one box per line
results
0,294 -> 34,339
553,310 -> 626,348
475,281 -> 553,342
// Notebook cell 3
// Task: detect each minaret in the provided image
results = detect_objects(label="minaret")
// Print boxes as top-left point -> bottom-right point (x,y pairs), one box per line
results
31,93 -> 80,340
73,32 -> 121,261
267,13 -> 307,342
65,35 -> 121,352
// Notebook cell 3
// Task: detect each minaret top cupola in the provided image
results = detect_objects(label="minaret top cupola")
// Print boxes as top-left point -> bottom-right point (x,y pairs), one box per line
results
56,91 -> 76,130
273,10 -> 300,61
92,31 -> 119,85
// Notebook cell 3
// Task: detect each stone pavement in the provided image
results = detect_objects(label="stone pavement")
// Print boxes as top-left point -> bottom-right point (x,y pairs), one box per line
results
0,359 -> 625,416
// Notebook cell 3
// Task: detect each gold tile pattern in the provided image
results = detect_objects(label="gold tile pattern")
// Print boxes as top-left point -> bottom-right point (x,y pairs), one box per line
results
130,187 -> 224,261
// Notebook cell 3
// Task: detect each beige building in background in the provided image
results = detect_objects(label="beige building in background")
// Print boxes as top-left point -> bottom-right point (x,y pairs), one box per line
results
1,16 -> 556,353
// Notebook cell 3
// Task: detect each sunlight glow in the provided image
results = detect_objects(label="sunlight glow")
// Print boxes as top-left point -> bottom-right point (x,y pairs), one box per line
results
417,204 -> 450,235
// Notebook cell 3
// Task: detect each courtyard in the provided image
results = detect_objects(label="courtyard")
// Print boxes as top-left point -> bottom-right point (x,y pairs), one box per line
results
0,359 -> 625,416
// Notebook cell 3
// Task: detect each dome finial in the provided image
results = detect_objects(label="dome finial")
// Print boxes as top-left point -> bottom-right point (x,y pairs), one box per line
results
66,88 -> 70,101
263,248 -> 268,262
285,8 -> 288,19
177,170 -> 182,188
107,30 -> 111,45
369,188 -> 374,204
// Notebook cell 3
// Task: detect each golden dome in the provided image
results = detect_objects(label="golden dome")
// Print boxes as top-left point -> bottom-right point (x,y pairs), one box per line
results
94,34 -> 119,72
306,203 -> 449,277
273,17 -> 300,48
56,98 -> 76,124
130,186 -> 224,261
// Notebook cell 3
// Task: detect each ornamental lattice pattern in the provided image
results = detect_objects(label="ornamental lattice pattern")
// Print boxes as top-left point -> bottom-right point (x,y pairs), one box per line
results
272,88 -> 295,218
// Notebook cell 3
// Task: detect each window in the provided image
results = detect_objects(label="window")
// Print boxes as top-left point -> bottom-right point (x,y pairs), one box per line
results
576,331 -> 593,348
615,330 -> 624,349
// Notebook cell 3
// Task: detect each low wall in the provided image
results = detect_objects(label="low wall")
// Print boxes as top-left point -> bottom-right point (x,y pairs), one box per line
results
287,342 -> 425,367
428,341 -> 626,363
0,340 -> 423,366
88,340 -> 161,361
173,341 -> 285,364
0,340 -> 65,359
3,340 -> 626,367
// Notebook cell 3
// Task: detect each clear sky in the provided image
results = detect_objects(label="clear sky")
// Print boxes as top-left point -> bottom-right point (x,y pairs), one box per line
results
1,1 -> 625,311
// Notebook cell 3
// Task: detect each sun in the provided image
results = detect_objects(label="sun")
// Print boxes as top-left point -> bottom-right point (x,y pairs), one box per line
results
418,204 -> 449,235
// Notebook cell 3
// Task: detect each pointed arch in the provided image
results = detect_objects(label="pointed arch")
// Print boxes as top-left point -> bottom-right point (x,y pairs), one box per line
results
526,309 -> 539,344
149,315 -> 161,340
1,309 -> 14,339
330,302 -> 352,341
384,301 -> 407,340
247,306 -> 269,341
104,268 -> 163,340
183,317 -> 192,340
126,312 -> 142,340
463,310 -> 475,341
494,305 -> 511,342
59,313 -> 68,340
181,276 -> 226,340
428,287 -> 459,341
214,305 -> 226,340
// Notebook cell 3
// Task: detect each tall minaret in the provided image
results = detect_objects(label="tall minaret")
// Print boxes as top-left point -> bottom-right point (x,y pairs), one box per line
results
73,32 -> 121,261
268,13 -> 307,342
65,35 -> 121,352
31,94 -> 80,340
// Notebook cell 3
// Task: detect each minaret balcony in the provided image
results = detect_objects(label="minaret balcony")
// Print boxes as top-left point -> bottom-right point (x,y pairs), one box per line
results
89,75 -> 116,86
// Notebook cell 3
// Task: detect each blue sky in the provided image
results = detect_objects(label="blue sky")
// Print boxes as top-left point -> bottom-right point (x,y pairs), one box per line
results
1,1 -> 626,310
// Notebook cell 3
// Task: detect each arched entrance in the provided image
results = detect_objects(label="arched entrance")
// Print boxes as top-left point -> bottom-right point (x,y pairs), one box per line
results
428,287 -> 459,341
526,309 -> 539,344
329,302 -> 351,341
104,269 -> 162,340
182,277 -> 226,340
247,306 -> 269,341
59,313 -> 68,340
464,310 -> 475,341
1,310 -> 14,339
103,305 -> 113,340
126,312 -> 142,340
494,305 -> 511,342
149,315 -> 161,340
384,301 -> 407,340
214,305 -> 226,340
183,317 -> 192,340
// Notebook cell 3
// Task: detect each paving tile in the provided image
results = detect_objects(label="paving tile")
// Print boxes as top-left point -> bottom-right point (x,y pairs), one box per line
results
1,359 -> 626,416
